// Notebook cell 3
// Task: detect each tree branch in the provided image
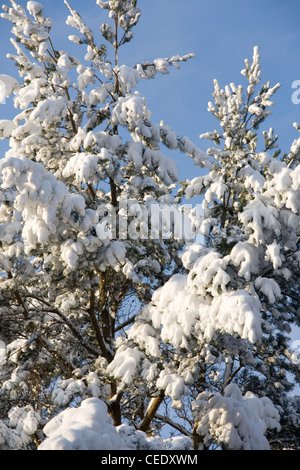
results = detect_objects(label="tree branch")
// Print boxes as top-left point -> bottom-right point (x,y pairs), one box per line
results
137,393 -> 164,433
7,271 -> 29,320
88,280 -> 110,360
114,314 -> 136,333
24,294 -> 101,357
155,413 -> 192,438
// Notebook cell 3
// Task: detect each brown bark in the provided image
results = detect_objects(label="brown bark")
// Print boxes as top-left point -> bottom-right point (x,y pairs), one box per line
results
138,393 -> 164,433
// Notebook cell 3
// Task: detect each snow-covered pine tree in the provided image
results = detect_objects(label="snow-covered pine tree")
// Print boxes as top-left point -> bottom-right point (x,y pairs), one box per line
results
0,0 -> 211,450
0,1 -> 299,452
107,47 -> 300,450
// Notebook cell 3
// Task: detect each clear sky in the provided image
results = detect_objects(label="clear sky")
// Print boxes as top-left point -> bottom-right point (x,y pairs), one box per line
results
0,0 -> 300,179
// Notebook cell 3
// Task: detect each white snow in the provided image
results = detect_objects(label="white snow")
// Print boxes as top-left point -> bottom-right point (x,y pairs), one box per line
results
27,1 -> 44,16
153,58 -> 170,74
127,141 -> 143,169
156,370 -> 188,404
76,66 -> 95,91
63,152 -> 99,184
0,120 -> 16,139
61,240 -> 83,269
239,195 -> 281,244
0,155 -> 101,263
0,405 -> 40,450
254,277 -> 282,304
112,92 -> 146,131
0,74 -> 20,98
116,65 -> 140,93
160,123 -> 178,150
230,242 -> 259,281
265,241 -> 282,270
109,257 -> 264,399
14,78 -> 47,110
29,96 -> 67,125
107,345 -> 143,386
38,398 -> 125,450
89,83 -> 113,105
38,397 -> 193,451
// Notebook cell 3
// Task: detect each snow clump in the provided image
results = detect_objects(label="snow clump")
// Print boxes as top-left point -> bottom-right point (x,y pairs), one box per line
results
38,398 -> 125,450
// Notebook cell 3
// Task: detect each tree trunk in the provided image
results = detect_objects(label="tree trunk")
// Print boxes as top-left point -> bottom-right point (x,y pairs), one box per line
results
138,393 -> 164,433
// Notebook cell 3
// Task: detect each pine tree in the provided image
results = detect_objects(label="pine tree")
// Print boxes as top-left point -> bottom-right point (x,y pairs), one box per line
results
0,1 -> 299,451
107,48 -> 300,450
0,0 -> 209,450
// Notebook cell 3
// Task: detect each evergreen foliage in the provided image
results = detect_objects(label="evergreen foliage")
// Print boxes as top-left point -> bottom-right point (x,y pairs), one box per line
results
0,0 -> 299,450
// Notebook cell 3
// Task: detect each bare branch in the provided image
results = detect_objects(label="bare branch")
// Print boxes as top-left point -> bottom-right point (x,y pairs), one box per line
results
155,413 -> 192,438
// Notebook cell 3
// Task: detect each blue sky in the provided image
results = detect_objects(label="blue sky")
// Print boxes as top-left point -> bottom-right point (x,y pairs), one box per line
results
1,0 -> 300,180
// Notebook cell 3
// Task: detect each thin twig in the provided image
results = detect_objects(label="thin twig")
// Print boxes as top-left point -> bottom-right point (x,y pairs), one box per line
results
155,413 -> 192,438
24,294 -> 101,357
